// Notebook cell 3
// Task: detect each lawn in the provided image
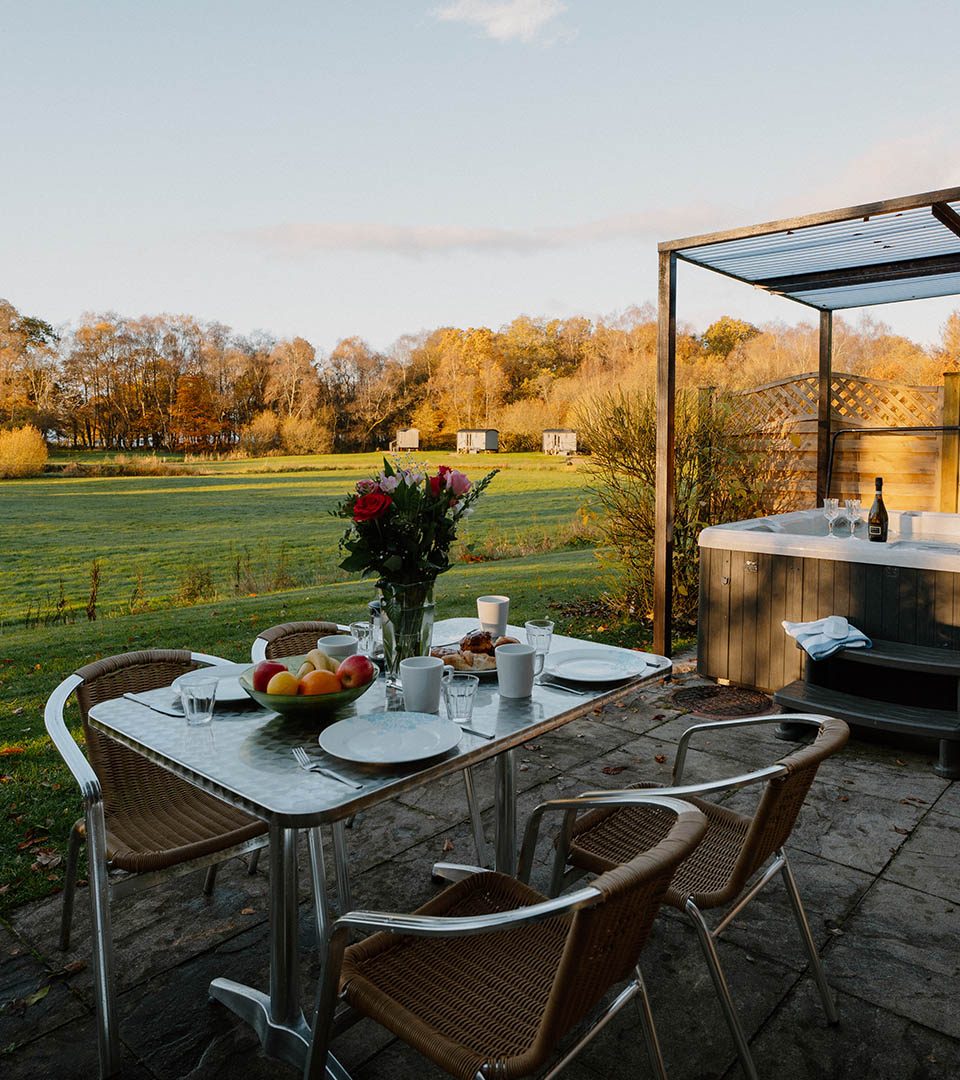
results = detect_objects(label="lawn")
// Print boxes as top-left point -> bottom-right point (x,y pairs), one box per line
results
1,451 -> 668,913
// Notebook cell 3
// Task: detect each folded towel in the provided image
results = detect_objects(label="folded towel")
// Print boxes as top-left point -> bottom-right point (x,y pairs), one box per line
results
781,616 -> 871,662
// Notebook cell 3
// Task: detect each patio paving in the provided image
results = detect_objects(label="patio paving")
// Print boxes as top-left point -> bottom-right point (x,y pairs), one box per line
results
2,662 -> 958,1079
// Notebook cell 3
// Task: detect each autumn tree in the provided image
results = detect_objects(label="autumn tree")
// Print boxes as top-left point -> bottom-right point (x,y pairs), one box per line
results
170,374 -> 220,448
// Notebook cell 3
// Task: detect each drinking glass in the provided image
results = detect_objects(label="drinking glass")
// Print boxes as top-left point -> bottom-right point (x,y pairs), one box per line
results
525,619 -> 554,681
844,499 -> 861,538
181,679 -> 217,726
443,674 -> 480,726
823,498 -> 840,538
349,621 -> 374,657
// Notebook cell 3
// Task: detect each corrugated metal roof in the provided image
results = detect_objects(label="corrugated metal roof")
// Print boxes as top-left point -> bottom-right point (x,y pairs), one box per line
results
672,195 -> 960,310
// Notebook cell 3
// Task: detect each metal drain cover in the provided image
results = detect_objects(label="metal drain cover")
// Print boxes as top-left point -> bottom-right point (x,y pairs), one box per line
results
671,684 -> 774,719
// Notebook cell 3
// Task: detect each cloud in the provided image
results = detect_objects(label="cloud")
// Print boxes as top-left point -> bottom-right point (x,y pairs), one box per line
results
432,0 -> 568,44
248,205 -> 724,259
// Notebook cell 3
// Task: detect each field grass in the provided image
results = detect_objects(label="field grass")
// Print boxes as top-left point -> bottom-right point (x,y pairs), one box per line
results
2,452 -> 590,625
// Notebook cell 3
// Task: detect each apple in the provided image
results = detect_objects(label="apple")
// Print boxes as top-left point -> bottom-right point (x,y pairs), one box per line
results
253,660 -> 287,693
337,654 -> 375,689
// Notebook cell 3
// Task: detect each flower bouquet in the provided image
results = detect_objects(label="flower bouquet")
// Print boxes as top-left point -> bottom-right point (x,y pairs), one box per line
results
335,458 -> 497,682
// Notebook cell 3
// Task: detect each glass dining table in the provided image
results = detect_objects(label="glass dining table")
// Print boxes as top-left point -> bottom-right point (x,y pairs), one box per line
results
87,617 -> 671,1076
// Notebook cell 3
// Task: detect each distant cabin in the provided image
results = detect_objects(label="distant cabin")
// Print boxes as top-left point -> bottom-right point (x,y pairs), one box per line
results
457,428 -> 499,454
543,429 -> 577,455
390,427 -> 420,452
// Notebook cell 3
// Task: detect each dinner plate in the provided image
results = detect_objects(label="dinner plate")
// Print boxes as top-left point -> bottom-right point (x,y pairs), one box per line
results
319,712 -> 462,765
172,663 -> 252,705
543,649 -> 649,684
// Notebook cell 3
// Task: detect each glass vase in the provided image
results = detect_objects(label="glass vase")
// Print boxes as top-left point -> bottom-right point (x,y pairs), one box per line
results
379,580 -> 436,688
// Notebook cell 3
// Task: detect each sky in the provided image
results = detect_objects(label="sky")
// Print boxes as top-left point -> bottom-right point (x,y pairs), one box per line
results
3,0 -> 960,353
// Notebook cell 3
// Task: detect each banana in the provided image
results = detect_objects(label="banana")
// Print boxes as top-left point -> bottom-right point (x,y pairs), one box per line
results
306,649 -> 339,674
296,661 -> 315,679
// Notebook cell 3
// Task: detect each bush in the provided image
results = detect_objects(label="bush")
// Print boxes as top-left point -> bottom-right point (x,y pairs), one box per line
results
279,415 -> 334,455
0,425 -> 48,478
497,400 -> 564,453
577,388 -> 799,628
239,411 -> 281,456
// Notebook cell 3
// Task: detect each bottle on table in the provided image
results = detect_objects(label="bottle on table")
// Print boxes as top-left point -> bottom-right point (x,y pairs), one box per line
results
868,476 -> 888,543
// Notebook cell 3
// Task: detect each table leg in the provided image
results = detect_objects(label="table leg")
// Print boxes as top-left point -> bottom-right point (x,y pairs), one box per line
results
209,824 -> 311,1070
307,827 -> 332,947
494,747 -> 517,873
331,820 -> 353,913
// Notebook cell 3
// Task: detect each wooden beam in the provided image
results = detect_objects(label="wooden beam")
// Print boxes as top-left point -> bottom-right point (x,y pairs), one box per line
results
659,186 -> 960,253
932,201 -> 960,241
755,253 -> 960,296
817,310 -> 833,506
654,251 -> 677,658
940,373 -> 960,513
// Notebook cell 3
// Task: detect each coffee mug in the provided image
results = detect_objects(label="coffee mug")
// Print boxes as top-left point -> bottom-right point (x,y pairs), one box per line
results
317,634 -> 358,659
477,595 -> 510,637
399,655 -> 453,713
495,642 -> 543,699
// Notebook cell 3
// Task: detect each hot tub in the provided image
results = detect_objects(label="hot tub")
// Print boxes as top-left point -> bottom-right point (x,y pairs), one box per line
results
697,509 -> 960,691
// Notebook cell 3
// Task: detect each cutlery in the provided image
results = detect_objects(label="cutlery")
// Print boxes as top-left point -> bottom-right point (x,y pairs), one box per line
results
535,677 -> 588,696
457,726 -> 495,740
123,692 -> 184,717
291,747 -> 364,790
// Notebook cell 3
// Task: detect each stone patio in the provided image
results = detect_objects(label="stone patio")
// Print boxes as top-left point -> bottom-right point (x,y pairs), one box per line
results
2,664 -> 958,1079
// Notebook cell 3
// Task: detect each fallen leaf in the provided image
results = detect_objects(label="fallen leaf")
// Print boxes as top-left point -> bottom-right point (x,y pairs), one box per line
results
601,765 -> 627,775
893,826 -> 910,836
32,850 -> 61,869
441,839 -> 455,853
837,794 -> 849,802
0,746 -> 26,757
240,907 -> 255,915
518,765 -> 529,772
895,759 -> 907,766
654,754 -> 667,764
652,714 -> 665,721
23,985 -> 50,1007
899,796 -> 927,806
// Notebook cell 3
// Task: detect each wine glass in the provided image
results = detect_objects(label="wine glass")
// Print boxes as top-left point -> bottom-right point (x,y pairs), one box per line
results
844,499 -> 861,538
823,498 -> 840,538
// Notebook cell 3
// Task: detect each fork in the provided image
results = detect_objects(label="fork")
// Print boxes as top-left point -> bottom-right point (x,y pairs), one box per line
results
291,747 -> 363,790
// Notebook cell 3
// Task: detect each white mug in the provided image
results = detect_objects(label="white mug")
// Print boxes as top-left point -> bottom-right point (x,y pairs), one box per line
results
495,642 -> 543,699
317,634 -> 358,660
477,595 -> 510,638
399,656 -> 453,713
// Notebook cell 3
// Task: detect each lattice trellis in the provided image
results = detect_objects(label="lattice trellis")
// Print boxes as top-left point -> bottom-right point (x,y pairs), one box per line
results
737,372 -> 941,430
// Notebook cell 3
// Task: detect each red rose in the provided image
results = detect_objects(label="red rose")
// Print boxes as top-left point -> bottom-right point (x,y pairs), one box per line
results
437,465 -> 451,477
353,492 -> 393,522
428,474 -> 442,496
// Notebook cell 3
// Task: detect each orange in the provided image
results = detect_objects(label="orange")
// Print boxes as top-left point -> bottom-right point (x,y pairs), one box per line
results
299,669 -> 342,696
266,671 -> 300,696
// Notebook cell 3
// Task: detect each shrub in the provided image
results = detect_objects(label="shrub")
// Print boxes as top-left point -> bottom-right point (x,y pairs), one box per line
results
177,563 -> 217,604
0,425 -> 48,478
279,415 -> 334,455
497,400 -> 564,453
577,388 -> 799,628
239,411 -> 281,456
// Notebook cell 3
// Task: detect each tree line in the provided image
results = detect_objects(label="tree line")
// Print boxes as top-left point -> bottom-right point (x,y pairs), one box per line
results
2,297 -> 959,453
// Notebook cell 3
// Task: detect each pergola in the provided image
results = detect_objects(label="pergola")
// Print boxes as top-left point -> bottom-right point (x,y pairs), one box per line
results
654,186 -> 960,656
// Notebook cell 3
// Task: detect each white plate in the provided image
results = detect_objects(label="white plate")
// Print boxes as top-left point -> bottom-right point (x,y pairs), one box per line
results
319,712 -> 462,765
172,663 -> 251,704
544,649 -> 649,684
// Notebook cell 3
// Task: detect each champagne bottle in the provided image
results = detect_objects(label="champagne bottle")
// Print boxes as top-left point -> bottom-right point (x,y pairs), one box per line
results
868,476 -> 888,543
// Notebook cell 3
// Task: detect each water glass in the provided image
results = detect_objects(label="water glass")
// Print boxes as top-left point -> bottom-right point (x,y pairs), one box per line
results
823,498 -> 840,537
844,499 -> 861,538
443,673 -> 480,726
525,619 -> 554,659
181,679 -> 217,726
349,621 -> 374,657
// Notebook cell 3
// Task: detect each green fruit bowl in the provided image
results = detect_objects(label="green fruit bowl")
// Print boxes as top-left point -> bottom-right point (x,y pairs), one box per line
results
239,655 -> 377,721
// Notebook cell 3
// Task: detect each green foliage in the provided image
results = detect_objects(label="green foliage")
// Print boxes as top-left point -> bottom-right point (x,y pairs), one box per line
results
578,388 -> 798,626
700,316 -> 760,361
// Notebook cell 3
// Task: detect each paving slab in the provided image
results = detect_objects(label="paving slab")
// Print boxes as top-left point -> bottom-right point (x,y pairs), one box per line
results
933,780 -> 960,818
826,878 -> 960,1039
0,1013 -> 154,1080
884,810 -> 960,903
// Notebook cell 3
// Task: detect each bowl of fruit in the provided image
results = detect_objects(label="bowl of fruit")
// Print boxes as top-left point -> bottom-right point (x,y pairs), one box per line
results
240,648 -> 377,721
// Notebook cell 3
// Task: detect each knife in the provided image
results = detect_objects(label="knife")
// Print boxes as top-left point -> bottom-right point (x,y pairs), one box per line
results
123,692 -> 184,717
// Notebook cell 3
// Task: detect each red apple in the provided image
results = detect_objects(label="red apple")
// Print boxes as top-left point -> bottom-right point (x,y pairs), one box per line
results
252,660 -> 287,692
337,654 -> 375,689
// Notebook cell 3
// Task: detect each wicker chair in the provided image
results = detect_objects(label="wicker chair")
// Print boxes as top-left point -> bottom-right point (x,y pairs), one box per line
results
305,794 -> 707,1080
536,712 -> 849,1080
46,649 -> 270,1079
251,621 -> 489,917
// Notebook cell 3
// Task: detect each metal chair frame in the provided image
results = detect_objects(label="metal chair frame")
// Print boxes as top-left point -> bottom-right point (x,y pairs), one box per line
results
251,621 -> 490,933
46,651 -> 269,1079
305,795 -> 707,1080
534,713 -> 842,1080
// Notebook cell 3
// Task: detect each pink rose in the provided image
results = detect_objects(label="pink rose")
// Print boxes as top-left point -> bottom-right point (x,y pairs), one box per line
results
446,470 -> 472,496
356,478 -> 377,494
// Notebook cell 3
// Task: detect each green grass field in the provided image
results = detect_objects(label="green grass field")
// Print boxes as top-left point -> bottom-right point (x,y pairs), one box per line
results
0,451 -> 676,913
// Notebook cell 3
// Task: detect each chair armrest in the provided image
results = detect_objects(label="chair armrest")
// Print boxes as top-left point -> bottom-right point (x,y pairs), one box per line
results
250,638 -> 267,663
191,651 -> 234,667
577,763 -> 787,804
431,862 -> 489,883
44,674 -> 102,808
673,712 -> 829,783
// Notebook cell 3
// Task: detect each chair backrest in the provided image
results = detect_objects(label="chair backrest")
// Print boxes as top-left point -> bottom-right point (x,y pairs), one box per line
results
734,715 -> 849,885
529,803 -> 706,1068
73,650 -> 206,817
253,620 -> 341,661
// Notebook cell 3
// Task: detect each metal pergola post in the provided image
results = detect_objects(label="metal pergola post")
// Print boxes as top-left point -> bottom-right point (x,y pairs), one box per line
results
816,310 -> 833,505
653,252 -> 677,657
